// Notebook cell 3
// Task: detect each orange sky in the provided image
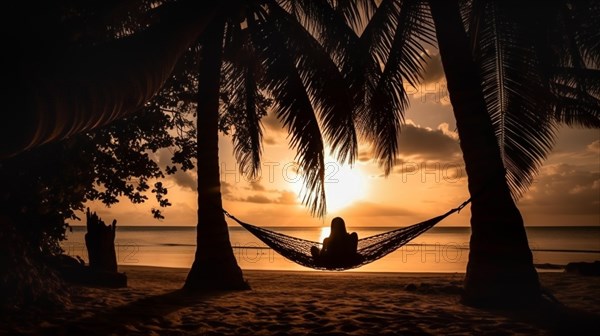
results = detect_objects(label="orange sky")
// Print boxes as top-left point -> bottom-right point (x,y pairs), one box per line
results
70,52 -> 600,227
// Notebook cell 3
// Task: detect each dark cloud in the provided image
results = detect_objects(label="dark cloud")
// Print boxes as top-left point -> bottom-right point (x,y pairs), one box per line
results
246,181 -> 265,191
396,123 -> 461,160
358,124 -> 462,166
260,111 -> 286,146
264,136 -> 278,145
172,170 -> 196,191
156,148 -> 172,169
262,111 -> 284,133
422,53 -> 445,84
157,149 -> 197,191
358,123 -> 461,166
519,163 -> 600,216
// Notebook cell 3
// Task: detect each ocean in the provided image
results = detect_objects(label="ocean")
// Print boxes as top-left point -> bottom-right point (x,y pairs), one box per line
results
62,226 -> 600,273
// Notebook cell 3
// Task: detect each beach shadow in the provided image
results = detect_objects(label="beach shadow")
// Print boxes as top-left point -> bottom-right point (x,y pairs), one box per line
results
481,298 -> 600,335
42,288 -> 229,336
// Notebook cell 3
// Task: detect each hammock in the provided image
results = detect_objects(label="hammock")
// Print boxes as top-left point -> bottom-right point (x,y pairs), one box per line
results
223,199 -> 471,271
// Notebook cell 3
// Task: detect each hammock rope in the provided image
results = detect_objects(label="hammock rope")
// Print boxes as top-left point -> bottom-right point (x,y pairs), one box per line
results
223,198 -> 471,271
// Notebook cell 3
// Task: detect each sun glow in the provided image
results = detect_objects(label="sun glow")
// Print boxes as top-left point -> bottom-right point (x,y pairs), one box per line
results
291,162 -> 368,214
319,226 -> 331,243
324,163 -> 368,212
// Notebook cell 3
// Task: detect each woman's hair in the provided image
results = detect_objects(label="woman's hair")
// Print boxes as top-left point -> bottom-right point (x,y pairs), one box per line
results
330,217 -> 347,236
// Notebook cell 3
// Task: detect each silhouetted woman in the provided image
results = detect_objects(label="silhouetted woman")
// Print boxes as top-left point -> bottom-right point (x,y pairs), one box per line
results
311,217 -> 358,266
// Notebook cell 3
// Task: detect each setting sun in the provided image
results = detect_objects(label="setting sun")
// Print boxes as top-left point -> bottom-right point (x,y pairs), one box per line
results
289,162 -> 368,214
324,163 -> 368,212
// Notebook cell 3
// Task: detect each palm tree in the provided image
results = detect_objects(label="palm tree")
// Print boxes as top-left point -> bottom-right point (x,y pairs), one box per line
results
183,1 -> 370,290
349,0 -> 599,306
1,1 -> 220,159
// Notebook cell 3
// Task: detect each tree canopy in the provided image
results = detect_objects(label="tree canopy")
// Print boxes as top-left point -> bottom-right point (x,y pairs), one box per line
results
0,0 -> 205,254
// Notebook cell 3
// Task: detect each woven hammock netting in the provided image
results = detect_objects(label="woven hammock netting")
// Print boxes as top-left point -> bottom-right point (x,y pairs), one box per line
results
224,207 -> 464,271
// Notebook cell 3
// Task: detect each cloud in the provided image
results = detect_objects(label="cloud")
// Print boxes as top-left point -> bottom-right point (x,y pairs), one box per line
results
153,148 -> 199,191
587,140 -> 600,154
155,149 -> 172,169
437,122 -> 459,140
244,195 -> 273,204
229,206 -> 310,227
337,201 -> 415,217
275,191 -> 298,205
396,122 -> 461,160
358,123 -> 462,166
227,189 -> 299,205
172,170 -> 197,191
422,52 -> 445,84
357,124 -> 464,181
550,127 -> 600,156
358,150 -> 372,163
262,111 -> 284,133
259,111 -> 286,145
221,181 -> 235,198
264,136 -> 278,145
519,163 -> 600,216
246,181 -> 265,191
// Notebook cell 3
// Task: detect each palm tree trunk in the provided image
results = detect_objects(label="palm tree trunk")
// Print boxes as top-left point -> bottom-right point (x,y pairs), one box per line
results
2,2 -> 220,159
428,0 -> 540,307
183,17 -> 248,291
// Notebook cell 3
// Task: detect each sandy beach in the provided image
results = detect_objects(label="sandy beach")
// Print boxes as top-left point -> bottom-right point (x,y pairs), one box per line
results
1,266 -> 599,335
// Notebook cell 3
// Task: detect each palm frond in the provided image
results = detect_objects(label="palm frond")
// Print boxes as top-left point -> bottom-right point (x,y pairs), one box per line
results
269,3 -> 358,164
284,0 -> 380,133
551,69 -> 600,127
568,0 -> 600,69
248,9 -> 327,217
221,21 -> 265,180
471,0 -> 557,197
543,2 -> 600,128
330,0 -> 377,34
362,0 -> 435,175
283,0 -> 359,74
361,0 -> 402,68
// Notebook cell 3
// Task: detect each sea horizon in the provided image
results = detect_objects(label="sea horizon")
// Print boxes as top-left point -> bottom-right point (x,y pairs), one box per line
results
66,224 -> 600,228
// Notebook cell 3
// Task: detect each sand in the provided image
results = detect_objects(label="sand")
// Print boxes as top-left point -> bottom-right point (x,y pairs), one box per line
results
2,266 -> 600,335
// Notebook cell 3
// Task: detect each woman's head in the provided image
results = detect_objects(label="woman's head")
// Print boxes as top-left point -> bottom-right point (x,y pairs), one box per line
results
330,217 -> 347,236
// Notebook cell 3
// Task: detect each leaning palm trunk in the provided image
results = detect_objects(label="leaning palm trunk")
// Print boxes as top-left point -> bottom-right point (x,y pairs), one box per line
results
1,2 -> 220,159
429,0 -> 540,306
184,17 -> 248,291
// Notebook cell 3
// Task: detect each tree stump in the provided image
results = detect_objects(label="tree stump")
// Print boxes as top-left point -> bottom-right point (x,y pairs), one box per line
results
77,208 -> 127,287
85,209 -> 118,272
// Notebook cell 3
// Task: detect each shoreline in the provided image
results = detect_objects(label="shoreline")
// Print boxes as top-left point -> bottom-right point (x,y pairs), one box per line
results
3,265 -> 599,335
108,262 -> 571,273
